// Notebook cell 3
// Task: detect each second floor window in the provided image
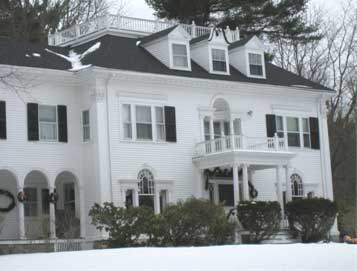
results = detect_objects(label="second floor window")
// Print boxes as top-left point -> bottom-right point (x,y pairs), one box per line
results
156,107 -> 165,141
136,105 -> 152,140
287,117 -> 300,147
172,44 -> 189,68
39,105 -> 57,141
302,118 -> 311,148
212,48 -> 227,72
122,104 -> 132,139
249,53 -> 263,76
82,110 -> 90,142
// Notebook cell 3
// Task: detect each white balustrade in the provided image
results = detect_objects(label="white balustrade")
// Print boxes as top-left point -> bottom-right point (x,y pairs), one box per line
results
194,135 -> 288,157
48,14 -> 239,46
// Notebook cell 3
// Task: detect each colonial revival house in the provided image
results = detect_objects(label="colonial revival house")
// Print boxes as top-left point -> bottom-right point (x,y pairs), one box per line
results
0,15 -> 336,245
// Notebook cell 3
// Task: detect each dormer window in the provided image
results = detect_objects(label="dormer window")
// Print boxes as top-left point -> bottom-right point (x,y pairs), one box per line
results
171,43 -> 190,70
248,53 -> 264,77
211,48 -> 228,73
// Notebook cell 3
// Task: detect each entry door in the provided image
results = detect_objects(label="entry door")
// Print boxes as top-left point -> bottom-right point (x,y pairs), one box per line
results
218,184 -> 234,207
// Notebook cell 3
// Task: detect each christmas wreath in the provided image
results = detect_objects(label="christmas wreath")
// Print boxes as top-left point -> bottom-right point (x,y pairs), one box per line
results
0,189 -> 16,212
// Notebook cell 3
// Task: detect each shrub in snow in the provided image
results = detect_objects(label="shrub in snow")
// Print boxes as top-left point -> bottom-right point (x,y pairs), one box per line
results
237,201 -> 281,243
89,203 -> 159,247
286,198 -> 337,243
56,209 -> 80,239
160,198 -> 236,246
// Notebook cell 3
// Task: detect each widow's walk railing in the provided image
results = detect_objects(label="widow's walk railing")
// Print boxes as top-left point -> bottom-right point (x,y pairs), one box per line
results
194,134 -> 288,157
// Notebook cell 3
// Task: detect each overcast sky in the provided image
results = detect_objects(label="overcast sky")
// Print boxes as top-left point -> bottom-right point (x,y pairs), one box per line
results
125,0 -> 343,19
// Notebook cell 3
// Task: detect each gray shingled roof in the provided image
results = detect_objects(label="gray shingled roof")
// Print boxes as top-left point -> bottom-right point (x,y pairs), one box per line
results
0,34 -> 332,92
139,25 -> 178,45
228,35 -> 255,50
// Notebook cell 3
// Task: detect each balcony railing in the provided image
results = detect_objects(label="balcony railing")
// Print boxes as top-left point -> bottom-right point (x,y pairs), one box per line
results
48,14 -> 240,46
194,135 -> 288,157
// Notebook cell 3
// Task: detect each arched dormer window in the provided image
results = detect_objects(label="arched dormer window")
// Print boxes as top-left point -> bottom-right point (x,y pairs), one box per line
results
291,174 -> 304,199
138,169 -> 155,210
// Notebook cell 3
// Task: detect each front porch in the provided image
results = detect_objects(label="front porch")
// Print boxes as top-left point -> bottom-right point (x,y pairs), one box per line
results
193,135 -> 296,227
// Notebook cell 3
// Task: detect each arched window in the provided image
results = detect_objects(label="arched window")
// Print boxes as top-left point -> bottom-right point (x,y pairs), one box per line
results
291,174 -> 304,199
137,169 -> 155,210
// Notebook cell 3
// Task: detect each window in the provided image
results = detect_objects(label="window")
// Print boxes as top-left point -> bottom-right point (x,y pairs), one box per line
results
24,188 -> 38,217
249,53 -> 263,76
136,106 -> 152,140
211,48 -> 227,72
64,183 -> 75,211
156,107 -> 165,141
291,174 -> 304,200
286,117 -> 300,147
39,105 -> 57,141
213,122 -> 221,139
172,44 -> 189,68
138,169 -> 155,210
302,118 -> 311,148
204,120 -> 210,140
41,189 -> 49,215
82,110 -> 90,142
276,116 -> 284,138
122,104 -> 132,139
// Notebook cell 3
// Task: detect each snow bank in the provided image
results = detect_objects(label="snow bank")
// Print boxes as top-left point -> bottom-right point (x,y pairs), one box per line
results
0,244 -> 355,271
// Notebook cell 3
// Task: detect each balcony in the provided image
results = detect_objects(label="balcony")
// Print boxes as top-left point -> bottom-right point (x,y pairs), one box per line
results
193,135 -> 295,169
48,14 -> 240,46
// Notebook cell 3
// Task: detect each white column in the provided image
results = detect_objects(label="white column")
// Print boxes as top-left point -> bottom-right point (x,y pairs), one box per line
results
154,191 -> 160,214
49,187 -> 57,239
121,190 -> 127,207
200,116 -> 205,141
133,189 -> 139,207
230,118 -> 234,149
209,116 -> 214,140
242,164 -> 249,201
276,166 -> 284,215
167,190 -> 173,204
196,169 -> 205,199
79,186 -> 86,239
17,186 -> 26,240
285,165 -> 292,202
233,164 -> 240,206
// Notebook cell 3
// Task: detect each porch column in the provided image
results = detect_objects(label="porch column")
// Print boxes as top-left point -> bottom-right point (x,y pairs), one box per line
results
276,166 -> 284,216
133,189 -> 139,207
230,118 -> 234,149
242,164 -> 249,201
233,163 -> 240,206
285,165 -> 292,202
209,116 -> 214,140
17,186 -> 26,240
49,186 -> 57,239
121,190 -> 127,207
79,186 -> 86,239
199,116 -> 205,141
154,190 -> 160,214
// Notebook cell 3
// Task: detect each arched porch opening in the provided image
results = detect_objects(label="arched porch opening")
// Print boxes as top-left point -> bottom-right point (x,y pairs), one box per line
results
24,170 -> 49,239
0,169 -> 18,240
55,171 -> 80,239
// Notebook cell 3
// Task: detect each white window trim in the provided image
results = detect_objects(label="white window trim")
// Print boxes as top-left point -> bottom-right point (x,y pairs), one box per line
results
82,109 -> 91,142
38,104 -> 58,142
135,105 -> 153,141
246,50 -> 266,79
208,45 -> 230,75
169,40 -> 191,71
120,102 -> 167,143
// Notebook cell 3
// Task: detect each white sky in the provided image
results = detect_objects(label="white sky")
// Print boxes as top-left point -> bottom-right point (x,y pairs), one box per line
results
125,0 -> 343,20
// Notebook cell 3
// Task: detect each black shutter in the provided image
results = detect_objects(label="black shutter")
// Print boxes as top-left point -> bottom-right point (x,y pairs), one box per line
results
266,114 -> 276,137
164,106 -> 177,142
310,117 -> 320,149
27,103 -> 39,141
0,101 -> 6,139
58,105 -> 68,143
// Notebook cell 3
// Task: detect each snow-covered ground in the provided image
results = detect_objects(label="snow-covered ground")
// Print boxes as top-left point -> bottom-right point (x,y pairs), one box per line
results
0,244 -> 356,271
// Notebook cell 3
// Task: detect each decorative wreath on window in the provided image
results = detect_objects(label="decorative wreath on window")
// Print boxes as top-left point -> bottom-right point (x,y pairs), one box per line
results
0,189 -> 16,213
17,191 -> 28,203
49,192 -> 58,204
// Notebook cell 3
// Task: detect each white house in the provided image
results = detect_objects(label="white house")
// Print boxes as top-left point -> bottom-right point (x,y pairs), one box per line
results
0,15 -> 336,243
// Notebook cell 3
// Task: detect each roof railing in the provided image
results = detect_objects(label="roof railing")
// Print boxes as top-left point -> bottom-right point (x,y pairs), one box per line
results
48,14 -> 240,46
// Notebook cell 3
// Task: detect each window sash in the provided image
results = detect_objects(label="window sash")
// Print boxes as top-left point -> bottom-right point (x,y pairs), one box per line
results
24,188 -> 38,217
172,44 -> 188,68
122,104 -> 132,139
82,110 -> 90,141
39,105 -> 57,141
136,105 -> 153,140
249,53 -> 263,76
212,49 -> 227,72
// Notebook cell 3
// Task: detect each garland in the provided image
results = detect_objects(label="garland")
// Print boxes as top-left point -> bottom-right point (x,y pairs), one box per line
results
49,191 -> 58,203
0,189 -> 16,213
17,191 -> 28,202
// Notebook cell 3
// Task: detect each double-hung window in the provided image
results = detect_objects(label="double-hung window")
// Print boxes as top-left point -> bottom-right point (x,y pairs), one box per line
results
302,118 -> 311,148
39,105 -> 57,141
204,120 -> 210,141
156,107 -> 165,141
211,48 -> 227,73
287,117 -> 300,147
24,188 -> 38,217
136,105 -> 152,140
249,53 -> 263,76
122,104 -> 132,139
172,44 -> 189,69
276,116 -> 284,138
82,110 -> 90,142
64,183 -> 75,211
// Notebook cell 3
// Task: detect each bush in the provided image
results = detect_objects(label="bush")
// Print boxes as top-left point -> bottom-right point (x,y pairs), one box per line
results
56,209 -> 80,239
160,198 -> 236,246
286,198 -> 338,243
89,203 -> 159,247
237,201 -> 281,243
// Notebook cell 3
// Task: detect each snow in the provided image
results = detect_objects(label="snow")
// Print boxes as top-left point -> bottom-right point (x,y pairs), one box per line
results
32,53 -> 41,57
45,42 -> 101,72
0,244 -> 355,271
136,40 -> 141,46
